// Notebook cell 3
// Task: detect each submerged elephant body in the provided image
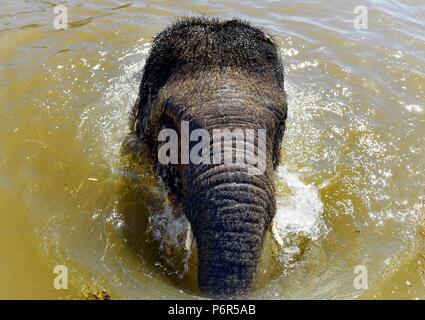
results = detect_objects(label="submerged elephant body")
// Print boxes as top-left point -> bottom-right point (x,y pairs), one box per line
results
133,17 -> 288,296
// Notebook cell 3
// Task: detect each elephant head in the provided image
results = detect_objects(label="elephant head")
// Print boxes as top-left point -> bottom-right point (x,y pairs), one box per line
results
132,17 -> 287,296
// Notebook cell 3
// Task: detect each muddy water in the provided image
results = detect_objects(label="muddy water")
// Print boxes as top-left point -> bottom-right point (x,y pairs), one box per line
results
1,0 -> 424,299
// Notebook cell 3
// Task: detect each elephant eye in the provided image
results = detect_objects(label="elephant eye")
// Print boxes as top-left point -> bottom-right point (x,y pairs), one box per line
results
261,31 -> 275,45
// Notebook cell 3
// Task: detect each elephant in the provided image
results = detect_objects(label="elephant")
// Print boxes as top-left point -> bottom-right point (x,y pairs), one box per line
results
131,17 -> 288,297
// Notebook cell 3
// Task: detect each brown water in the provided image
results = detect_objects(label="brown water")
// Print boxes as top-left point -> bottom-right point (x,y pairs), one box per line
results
1,0 -> 424,299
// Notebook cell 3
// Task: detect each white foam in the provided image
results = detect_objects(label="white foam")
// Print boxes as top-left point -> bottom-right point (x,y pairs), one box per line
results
274,166 -> 324,240
78,44 -> 151,164
405,104 -> 423,113
147,201 -> 192,278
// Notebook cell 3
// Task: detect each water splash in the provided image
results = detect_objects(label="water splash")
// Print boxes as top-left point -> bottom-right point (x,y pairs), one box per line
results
78,43 -> 151,165
275,166 -> 324,239
147,200 -> 193,278
274,166 -> 325,265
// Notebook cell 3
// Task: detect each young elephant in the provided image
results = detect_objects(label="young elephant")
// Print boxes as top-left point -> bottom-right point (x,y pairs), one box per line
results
132,17 -> 288,296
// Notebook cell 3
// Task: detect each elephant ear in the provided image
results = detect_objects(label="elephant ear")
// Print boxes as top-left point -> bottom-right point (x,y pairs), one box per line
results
132,37 -> 176,141
132,66 -> 166,142
131,71 -> 150,139
272,103 -> 288,169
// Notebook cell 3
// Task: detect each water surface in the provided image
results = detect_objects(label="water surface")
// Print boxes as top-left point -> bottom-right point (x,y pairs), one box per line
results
0,0 -> 424,299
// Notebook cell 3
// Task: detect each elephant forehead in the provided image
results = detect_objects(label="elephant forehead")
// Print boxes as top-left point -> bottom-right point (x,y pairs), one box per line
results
161,70 -> 286,124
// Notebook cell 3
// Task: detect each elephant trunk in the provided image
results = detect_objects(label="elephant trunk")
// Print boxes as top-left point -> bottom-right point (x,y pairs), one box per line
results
186,160 -> 274,297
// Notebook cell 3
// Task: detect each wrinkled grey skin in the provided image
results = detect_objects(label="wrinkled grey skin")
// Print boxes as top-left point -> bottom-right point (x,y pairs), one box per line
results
132,17 -> 288,297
